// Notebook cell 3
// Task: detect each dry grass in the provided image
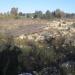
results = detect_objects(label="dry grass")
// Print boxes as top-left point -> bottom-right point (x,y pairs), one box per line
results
0,19 -> 50,36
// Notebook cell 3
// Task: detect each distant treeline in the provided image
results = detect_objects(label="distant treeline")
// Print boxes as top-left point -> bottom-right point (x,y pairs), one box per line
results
0,7 -> 75,19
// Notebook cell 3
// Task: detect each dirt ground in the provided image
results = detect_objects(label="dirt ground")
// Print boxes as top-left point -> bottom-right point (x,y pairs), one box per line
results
0,18 -> 74,37
0,19 -> 50,36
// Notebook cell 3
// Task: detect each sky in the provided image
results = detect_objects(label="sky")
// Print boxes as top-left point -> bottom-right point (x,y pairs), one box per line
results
0,0 -> 75,13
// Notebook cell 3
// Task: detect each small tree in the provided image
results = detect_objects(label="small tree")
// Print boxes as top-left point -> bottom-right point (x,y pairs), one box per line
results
33,11 -> 43,19
19,12 -> 23,16
45,10 -> 52,19
53,9 -> 65,18
10,7 -> 18,16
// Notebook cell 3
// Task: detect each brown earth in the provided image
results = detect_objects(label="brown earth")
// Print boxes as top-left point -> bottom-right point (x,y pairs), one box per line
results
0,19 -> 50,36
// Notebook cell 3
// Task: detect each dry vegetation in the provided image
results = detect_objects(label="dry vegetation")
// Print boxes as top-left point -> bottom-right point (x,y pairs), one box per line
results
0,19 -> 50,36
0,18 -> 75,75
0,19 -> 75,36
